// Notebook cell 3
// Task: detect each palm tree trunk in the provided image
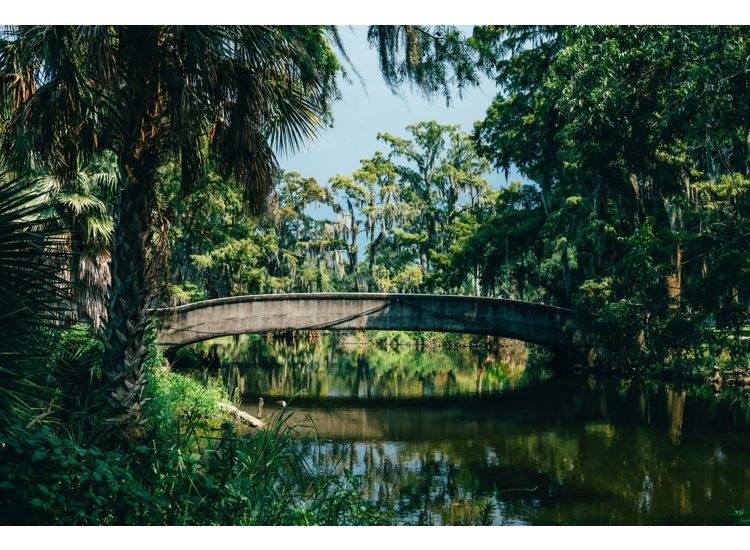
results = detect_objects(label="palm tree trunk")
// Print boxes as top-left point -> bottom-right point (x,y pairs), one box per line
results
100,38 -> 162,432
101,161 -> 155,433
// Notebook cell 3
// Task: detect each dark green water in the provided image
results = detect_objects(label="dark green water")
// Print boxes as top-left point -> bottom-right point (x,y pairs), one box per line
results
187,334 -> 750,525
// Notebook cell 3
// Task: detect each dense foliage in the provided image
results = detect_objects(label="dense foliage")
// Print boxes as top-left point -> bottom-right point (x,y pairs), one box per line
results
0,25 -> 346,431
0,24 -> 490,526
464,26 -> 750,375
0,349 -> 389,525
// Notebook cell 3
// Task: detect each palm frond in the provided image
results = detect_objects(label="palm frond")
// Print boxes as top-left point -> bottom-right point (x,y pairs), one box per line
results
0,170 -> 71,429
55,191 -> 106,216
366,25 -> 479,104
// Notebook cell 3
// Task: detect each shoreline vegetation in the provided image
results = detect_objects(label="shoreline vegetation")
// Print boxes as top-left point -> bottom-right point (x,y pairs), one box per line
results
1,321 -> 748,525
0,326 -> 392,525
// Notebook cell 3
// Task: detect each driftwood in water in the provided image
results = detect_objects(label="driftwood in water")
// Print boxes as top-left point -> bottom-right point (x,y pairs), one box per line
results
217,402 -> 266,429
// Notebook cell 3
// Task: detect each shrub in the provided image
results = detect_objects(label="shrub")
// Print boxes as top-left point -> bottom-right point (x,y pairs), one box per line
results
0,428 -> 151,525
1,338 -> 390,526
143,368 -> 228,439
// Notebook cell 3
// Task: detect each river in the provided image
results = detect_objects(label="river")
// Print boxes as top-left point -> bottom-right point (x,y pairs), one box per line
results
183,333 -> 750,525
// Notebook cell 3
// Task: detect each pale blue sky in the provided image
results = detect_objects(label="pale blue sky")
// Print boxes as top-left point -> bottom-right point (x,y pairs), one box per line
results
281,26 -> 521,188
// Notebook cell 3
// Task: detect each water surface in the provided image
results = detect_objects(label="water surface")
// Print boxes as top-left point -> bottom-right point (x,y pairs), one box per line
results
188,334 -> 750,525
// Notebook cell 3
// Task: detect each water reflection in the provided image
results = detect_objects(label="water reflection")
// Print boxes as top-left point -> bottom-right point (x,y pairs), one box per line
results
197,333 -> 543,402
186,335 -> 750,525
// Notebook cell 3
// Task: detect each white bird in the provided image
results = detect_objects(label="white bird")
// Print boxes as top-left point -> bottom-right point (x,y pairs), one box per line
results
275,400 -> 287,408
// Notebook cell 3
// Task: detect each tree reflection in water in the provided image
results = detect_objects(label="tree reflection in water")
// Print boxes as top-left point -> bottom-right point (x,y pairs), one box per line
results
185,334 -> 750,525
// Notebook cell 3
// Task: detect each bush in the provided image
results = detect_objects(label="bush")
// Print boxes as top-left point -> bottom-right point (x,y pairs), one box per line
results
0,322 -> 390,526
0,428 -> 152,525
143,368 -> 228,439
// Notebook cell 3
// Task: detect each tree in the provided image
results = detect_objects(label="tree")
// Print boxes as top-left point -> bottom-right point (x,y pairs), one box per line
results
447,182 -> 544,299
330,152 -> 402,289
48,168 -> 116,330
269,171 -> 339,292
1,26 -> 340,432
379,121 -> 490,286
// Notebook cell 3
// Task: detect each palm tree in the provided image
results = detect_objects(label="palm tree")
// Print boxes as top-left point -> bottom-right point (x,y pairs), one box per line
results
1,26 -> 341,433
48,169 -> 116,330
0,170 -> 68,431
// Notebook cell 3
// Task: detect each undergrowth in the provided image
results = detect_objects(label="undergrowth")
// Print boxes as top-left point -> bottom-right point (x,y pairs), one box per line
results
0,324 -> 390,525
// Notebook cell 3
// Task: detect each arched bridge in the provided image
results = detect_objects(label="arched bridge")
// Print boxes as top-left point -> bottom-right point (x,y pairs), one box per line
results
155,293 -> 594,364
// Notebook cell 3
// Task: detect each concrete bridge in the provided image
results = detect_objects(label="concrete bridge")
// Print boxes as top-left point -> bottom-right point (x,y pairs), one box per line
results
155,293 -> 594,364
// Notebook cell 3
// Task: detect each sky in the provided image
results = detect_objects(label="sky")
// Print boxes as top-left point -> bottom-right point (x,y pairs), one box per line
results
281,26 -> 520,189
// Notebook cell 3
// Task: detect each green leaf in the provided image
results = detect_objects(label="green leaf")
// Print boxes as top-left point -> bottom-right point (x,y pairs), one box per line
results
31,450 -> 46,462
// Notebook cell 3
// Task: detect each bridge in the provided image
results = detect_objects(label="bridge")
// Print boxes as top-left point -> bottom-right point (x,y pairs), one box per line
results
155,293 -> 595,365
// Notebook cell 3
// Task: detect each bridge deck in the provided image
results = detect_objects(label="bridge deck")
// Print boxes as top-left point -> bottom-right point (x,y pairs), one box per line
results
155,293 -> 591,354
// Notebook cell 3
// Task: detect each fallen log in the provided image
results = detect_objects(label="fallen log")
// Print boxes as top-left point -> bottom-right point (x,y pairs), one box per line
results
217,401 -> 266,429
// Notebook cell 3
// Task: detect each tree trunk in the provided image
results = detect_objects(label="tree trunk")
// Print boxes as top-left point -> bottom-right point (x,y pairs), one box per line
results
561,242 -> 572,304
99,28 -> 165,436
540,178 -> 551,217
666,239 -> 682,307
101,158 -> 155,435
348,241 -> 358,289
